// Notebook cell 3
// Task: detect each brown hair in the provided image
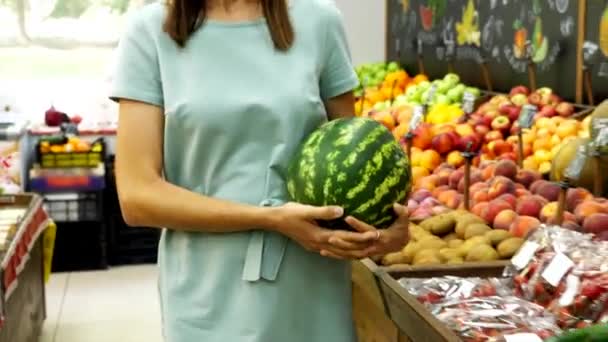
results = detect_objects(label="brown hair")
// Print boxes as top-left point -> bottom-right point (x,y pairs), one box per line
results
163,0 -> 294,50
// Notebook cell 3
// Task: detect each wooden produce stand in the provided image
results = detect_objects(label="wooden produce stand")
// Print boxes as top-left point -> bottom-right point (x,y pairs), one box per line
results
352,259 -> 508,342
0,194 -> 50,342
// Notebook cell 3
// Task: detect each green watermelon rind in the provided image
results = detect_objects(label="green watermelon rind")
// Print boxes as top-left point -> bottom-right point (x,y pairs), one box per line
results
287,117 -> 411,230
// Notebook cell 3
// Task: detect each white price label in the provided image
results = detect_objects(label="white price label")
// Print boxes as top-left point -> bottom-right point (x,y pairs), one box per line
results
518,104 -> 537,129
511,241 -> 540,270
504,333 -> 543,342
409,107 -> 424,131
426,84 -> 438,105
542,253 -> 575,287
463,92 -> 476,114
559,275 -> 581,307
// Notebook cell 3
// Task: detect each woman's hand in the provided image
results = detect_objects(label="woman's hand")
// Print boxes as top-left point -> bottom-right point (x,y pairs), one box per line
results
321,203 -> 410,259
270,203 -> 380,259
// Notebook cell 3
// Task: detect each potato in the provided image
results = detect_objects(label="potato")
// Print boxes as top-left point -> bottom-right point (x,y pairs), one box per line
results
420,213 -> 456,235
455,215 -> 485,238
413,249 -> 442,265
447,257 -> 464,265
442,233 -> 459,242
457,236 -> 491,257
409,224 -> 431,241
465,244 -> 500,262
448,239 -> 464,249
464,223 -> 492,240
438,248 -> 462,262
485,230 -> 513,246
417,236 -> 448,251
497,237 -> 525,259
381,252 -> 408,266
401,242 -> 419,264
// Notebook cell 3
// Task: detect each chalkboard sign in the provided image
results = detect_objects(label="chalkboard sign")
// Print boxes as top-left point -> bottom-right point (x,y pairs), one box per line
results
584,0 -> 608,104
386,0 -> 580,101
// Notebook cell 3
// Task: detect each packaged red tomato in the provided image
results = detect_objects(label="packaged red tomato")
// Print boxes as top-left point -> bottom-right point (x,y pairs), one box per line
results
398,277 -> 512,305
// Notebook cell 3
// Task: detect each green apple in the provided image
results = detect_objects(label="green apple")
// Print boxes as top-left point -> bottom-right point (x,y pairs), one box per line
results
375,70 -> 387,81
387,62 -> 400,72
421,90 -> 432,104
437,81 -> 451,94
443,73 -> 461,86
446,88 -> 463,103
434,94 -> 451,105
418,81 -> 431,90
465,87 -> 481,97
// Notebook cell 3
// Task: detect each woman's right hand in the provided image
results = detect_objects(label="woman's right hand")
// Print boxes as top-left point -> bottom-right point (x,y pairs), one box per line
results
268,202 -> 380,260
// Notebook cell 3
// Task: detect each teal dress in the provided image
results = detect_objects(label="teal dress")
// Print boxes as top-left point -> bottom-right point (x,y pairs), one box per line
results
110,1 -> 359,341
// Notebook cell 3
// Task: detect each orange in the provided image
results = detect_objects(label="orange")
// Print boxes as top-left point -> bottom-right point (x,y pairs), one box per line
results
410,148 -> 423,167
550,134 -> 562,147
380,86 -> 393,100
556,122 -> 578,139
412,74 -> 429,84
392,123 -> 409,140
533,149 -> 552,164
420,150 -> 441,171
366,90 -> 384,104
532,137 -> 552,152
523,157 -> 539,171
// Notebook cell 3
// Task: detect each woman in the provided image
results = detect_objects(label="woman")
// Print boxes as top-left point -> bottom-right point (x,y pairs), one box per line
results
110,0 -> 409,341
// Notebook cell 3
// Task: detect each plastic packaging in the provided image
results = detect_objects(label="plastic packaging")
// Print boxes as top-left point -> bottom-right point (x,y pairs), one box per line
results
399,276 -> 513,305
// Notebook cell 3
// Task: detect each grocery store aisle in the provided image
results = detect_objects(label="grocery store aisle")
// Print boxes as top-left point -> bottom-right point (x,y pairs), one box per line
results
40,265 -> 163,342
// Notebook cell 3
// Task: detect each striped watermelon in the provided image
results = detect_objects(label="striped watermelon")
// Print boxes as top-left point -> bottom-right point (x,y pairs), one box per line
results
287,117 -> 411,230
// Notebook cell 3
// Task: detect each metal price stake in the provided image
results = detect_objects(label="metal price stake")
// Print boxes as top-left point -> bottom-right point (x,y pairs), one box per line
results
416,38 -> 425,75
516,104 -> 537,168
479,51 -> 494,92
405,105 -> 424,163
525,41 -> 537,92
582,41 -> 599,105
461,141 -> 479,211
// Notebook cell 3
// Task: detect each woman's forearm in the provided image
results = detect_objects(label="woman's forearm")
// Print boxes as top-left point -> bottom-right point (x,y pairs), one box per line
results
119,178 -> 278,232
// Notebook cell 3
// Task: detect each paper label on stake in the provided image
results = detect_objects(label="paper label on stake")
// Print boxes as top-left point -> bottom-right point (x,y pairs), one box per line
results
594,127 -> 608,152
446,40 -> 455,57
564,145 -> 588,181
559,274 -> 581,307
426,84 -> 438,106
462,92 -> 476,114
409,106 -> 424,131
583,41 -> 600,63
417,38 -> 423,55
518,104 -> 537,129
542,253 -> 575,287
511,241 -> 540,270
504,333 -> 543,342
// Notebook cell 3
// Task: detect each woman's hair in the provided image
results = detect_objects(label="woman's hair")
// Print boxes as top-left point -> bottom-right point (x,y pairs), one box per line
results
163,0 -> 294,50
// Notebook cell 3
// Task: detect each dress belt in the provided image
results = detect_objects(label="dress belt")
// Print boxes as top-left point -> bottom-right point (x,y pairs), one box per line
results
242,198 -> 288,282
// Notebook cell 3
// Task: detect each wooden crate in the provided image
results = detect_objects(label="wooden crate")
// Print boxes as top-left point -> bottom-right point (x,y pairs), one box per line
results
352,259 -> 508,342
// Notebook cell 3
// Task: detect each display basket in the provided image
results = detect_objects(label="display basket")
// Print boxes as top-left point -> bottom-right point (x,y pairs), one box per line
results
36,136 -> 105,169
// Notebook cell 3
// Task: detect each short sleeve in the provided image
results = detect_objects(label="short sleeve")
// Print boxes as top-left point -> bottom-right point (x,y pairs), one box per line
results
319,6 -> 359,100
109,11 -> 164,107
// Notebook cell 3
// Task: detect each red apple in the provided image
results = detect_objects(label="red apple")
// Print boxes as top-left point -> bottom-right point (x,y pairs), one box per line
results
537,105 -> 557,118
528,93 -> 542,106
509,85 -> 530,97
491,115 -> 511,131
457,134 -> 482,152
431,133 -> 456,155
555,102 -> 575,117
485,130 -> 504,142
488,139 -> 513,156
510,94 -> 529,107
474,124 -> 490,136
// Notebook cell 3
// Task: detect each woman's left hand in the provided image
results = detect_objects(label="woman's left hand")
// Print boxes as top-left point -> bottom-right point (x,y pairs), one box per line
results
320,203 -> 410,259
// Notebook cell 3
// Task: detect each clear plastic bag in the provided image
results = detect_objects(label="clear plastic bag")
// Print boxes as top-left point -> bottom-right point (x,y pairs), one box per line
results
399,276 -> 513,305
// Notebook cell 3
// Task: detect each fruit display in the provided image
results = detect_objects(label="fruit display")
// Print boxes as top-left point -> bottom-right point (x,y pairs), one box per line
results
38,136 -> 99,154
353,61 -> 428,113
381,210 -> 524,266
286,117 -> 411,230
429,296 -> 561,341
508,226 -> 608,329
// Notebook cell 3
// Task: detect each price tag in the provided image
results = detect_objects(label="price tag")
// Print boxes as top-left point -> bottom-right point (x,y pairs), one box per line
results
558,275 -> 581,307
504,333 -> 543,342
564,145 -> 588,181
525,41 -> 534,60
595,127 -> 608,150
518,104 -> 537,129
417,38 -> 423,55
445,40 -> 455,57
583,41 -> 600,64
462,92 -> 476,115
426,84 -> 438,106
409,106 -> 424,131
542,253 -> 575,287
511,241 -> 540,270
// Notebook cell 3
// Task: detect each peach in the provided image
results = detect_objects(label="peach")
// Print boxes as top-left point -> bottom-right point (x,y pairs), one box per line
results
493,209 -> 518,230
437,189 -> 459,205
515,188 -> 532,198
575,201 -> 608,224
536,182 -> 561,202
445,194 -> 463,210
488,176 -> 516,200
531,195 -> 550,207
411,123 -> 433,150
509,216 -> 541,238
493,159 -> 518,180
432,185 -> 450,199
530,180 -> 547,194
483,199 -> 513,224
471,202 -> 489,218
410,189 -> 433,203
415,175 -> 440,191
446,150 -> 465,168
449,169 -> 465,190
497,194 -> 517,209
435,168 -> 452,187
469,182 -> 488,193
583,213 -> 608,235
515,169 -> 541,189
566,188 -> 593,213
516,196 -> 544,218
472,190 -> 490,204
482,163 -> 497,181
